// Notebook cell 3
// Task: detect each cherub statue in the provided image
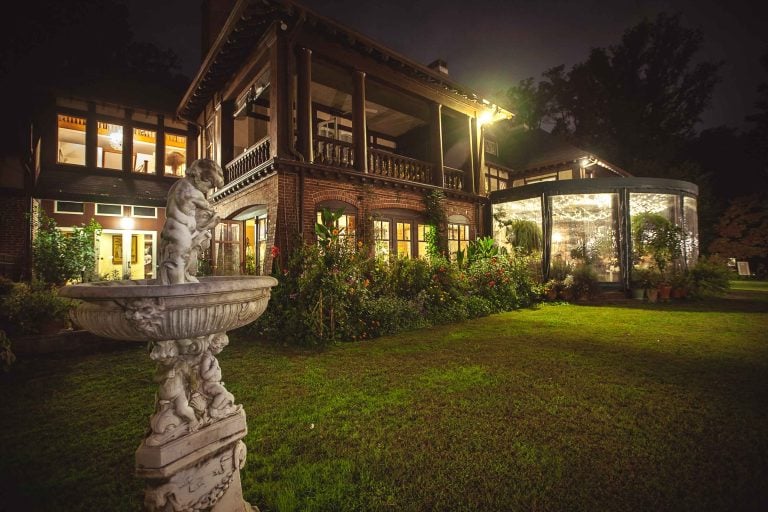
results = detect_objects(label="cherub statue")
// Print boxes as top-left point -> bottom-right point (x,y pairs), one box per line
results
158,159 -> 224,285
199,333 -> 238,419
147,340 -> 199,445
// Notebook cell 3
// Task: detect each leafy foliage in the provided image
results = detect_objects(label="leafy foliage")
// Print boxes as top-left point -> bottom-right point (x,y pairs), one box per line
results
507,13 -> 721,170
423,190 -> 448,258
0,282 -> 75,336
32,211 -> 101,286
0,330 -> 15,372
250,219 -> 541,347
631,213 -> 683,281
709,193 -> 768,261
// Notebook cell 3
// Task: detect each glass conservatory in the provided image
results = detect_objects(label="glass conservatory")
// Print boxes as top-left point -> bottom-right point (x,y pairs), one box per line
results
490,178 -> 699,289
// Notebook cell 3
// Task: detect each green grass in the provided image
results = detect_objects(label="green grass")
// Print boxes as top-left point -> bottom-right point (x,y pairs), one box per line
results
1,285 -> 767,511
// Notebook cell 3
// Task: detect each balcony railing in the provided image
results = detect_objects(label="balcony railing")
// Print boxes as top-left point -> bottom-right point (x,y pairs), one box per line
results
314,135 -> 355,168
225,136 -> 271,183
444,167 -> 464,191
368,148 -> 432,185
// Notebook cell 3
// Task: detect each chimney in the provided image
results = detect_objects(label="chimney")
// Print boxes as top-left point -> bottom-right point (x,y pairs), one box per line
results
201,0 -> 238,58
428,59 -> 449,76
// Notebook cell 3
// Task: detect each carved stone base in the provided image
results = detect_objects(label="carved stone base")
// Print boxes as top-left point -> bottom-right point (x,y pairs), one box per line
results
136,410 -> 255,511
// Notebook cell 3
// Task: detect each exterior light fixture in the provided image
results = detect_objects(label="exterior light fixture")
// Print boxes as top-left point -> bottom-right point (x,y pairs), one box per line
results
120,216 -> 135,230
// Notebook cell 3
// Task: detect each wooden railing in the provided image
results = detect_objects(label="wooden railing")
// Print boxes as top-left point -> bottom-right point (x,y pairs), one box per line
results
444,167 -> 464,191
368,148 -> 432,185
224,137 -> 271,183
313,135 -> 355,168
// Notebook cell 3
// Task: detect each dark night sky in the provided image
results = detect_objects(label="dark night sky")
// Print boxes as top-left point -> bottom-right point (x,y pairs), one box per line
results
127,0 -> 766,131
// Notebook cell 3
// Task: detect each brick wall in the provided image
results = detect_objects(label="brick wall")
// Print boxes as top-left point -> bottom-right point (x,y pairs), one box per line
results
0,192 -> 30,279
211,167 -> 483,273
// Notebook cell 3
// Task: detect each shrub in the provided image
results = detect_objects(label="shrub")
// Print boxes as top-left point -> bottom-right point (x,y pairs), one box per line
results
0,276 -> 15,297
0,282 -> 75,336
688,256 -> 731,298
0,330 -> 15,372
570,263 -> 601,300
32,211 -> 102,286
359,296 -> 426,338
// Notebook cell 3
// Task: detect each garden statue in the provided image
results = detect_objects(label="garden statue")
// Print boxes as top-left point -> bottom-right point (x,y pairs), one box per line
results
158,159 -> 224,285
60,158 -> 277,511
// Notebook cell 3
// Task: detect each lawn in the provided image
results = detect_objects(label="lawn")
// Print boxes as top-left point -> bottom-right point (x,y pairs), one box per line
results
1,284 -> 767,511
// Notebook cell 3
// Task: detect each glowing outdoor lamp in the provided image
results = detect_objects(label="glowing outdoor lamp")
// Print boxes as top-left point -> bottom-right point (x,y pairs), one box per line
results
120,216 -> 135,230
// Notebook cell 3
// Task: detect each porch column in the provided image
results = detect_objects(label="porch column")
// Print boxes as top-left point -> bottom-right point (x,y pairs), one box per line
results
156,115 -> 165,176
464,115 -> 476,194
122,108 -> 133,173
476,120 -> 487,196
353,70 -> 368,172
86,103 -> 97,168
430,103 -> 444,186
296,47 -> 313,163
219,100 -> 235,168
269,25 -> 291,159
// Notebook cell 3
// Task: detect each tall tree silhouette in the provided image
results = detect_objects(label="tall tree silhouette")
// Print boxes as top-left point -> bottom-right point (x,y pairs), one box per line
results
507,13 -> 721,172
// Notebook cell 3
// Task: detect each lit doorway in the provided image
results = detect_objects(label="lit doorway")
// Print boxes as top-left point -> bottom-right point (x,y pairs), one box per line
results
97,230 -> 156,280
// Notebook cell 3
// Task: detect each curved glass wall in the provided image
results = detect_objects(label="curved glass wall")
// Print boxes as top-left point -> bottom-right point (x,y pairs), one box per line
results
490,178 -> 698,288
551,193 -> 620,282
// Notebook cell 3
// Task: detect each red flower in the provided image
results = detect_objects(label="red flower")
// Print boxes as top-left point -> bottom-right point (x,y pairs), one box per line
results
270,246 -> 280,258
489,280 -> 496,287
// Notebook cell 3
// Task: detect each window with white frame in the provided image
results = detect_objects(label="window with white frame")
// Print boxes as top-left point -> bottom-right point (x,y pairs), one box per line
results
55,201 -> 84,214
131,206 -> 157,218
95,203 -> 123,216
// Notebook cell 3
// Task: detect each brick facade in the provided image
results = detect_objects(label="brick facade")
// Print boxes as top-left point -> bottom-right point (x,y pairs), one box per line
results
212,165 -> 485,272
0,192 -> 30,279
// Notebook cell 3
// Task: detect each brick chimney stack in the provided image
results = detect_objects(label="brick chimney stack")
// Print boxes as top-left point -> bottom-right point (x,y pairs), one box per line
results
427,59 -> 449,76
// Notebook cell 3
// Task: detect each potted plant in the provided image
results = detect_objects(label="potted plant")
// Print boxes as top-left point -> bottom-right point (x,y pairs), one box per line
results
629,267 -> 649,300
645,269 -> 662,303
571,263 -> 600,301
670,270 -> 691,299
632,213 -> 683,302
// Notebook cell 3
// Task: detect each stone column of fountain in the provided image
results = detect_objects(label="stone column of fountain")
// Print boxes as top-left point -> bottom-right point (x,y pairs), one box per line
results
60,159 -> 277,511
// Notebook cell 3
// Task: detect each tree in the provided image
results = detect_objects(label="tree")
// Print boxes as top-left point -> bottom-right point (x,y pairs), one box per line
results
708,193 -> 768,264
507,13 -> 721,171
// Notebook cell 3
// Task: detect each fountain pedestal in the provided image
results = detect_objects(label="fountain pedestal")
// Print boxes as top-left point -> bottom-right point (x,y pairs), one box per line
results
137,410 -> 250,510
59,159 -> 276,511
60,276 -> 276,510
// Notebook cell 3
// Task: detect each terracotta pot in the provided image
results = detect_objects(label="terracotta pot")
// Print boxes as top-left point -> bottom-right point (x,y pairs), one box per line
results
658,284 -> 672,301
646,288 -> 659,303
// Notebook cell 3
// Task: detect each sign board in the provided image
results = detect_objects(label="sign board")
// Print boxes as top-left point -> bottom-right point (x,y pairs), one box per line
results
737,261 -> 751,276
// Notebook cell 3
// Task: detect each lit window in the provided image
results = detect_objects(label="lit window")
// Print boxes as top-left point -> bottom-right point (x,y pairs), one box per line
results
448,223 -> 469,258
97,122 -> 124,170
486,165 -> 508,192
396,222 -> 412,258
95,203 -> 123,216
373,220 -> 390,257
54,201 -> 84,214
417,224 -> 433,259
316,211 -> 356,241
133,128 -> 156,173
57,115 -> 87,166
165,134 -> 187,177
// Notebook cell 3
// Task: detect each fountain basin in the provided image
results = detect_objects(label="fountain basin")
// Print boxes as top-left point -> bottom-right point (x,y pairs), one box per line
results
59,276 -> 277,342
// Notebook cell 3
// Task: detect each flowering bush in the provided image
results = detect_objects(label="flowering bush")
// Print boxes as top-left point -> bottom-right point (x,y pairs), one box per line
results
248,221 -> 543,347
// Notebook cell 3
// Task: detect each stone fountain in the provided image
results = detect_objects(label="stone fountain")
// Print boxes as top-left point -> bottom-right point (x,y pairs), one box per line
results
60,159 -> 277,511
